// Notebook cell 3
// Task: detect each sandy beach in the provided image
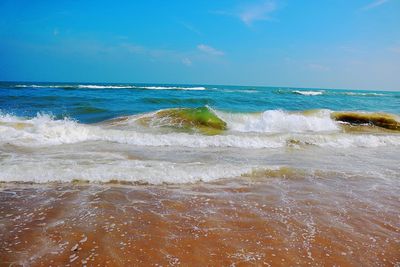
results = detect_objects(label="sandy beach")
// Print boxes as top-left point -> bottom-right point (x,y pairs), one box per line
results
1,172 -> 399,266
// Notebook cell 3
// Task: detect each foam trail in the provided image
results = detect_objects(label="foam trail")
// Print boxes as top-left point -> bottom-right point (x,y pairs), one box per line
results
77,85 -> 132,89
14,84 -> 206,90
0,158 -> 259,184
293,90 -> 324,96
342,92 -> 385,96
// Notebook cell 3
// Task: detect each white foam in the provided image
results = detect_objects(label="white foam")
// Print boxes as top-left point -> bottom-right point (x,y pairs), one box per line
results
77,85 -> 206,90
214,88 -> 258,93
16,84 -> 125,89
1,112 -> 400,184
342,92 -> 385,96
293,90 -> 324,96
298,134 -> 400,148
14,84 -> 206,90
214,109 -> 339,133
77,85 -> 131,89
0,156 -> 258,184
1,112 -> 399,149
0,114 -> 90,146
15,84 -> 63,88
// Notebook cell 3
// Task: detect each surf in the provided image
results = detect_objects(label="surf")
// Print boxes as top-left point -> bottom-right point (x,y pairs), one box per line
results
12,84 -> 207,91
1,109 -> 400,149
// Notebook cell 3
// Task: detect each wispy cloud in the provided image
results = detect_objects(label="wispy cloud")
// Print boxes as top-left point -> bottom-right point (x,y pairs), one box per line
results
197,44 -> 224,56
214,0 -> 278,26
119,43 -> 186,63
361,0 -> 390,11
239,0 -> 277,25
178,21 -> 202,36
121,43 -> 146,54
121,43 -> 183,59
181,57 -> 193,66
308,63 -> 330,72
111,42 -> 226,66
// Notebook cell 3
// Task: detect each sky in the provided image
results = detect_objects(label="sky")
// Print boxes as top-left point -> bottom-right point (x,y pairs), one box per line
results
0,0 -> 399,90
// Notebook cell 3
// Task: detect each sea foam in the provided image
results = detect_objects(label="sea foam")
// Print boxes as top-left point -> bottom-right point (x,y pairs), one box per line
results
1,111 -> 399,149
214,109 -> 339,133
14,84 -> 206,90
0,158 -> 259,184
292,90 -> 324,96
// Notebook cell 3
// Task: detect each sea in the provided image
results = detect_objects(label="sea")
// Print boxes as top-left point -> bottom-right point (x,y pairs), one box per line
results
0,82 -> 399,265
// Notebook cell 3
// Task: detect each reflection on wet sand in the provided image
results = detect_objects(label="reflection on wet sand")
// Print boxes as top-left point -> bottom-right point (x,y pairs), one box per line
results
1,175 -> 399,266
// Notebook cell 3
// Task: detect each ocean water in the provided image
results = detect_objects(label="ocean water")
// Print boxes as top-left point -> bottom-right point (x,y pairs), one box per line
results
0,81 -> 399,184
1,82 -> 400,265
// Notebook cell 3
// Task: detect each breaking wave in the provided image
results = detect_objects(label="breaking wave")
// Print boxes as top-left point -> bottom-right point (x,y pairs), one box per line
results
273,89 -> 389,97
0,161 -> 332,185
341,92 -> 385,97
292,90 -> 324,96
213,109 -> 339,133
135,107 -> 227,135
1,109 -> 399,149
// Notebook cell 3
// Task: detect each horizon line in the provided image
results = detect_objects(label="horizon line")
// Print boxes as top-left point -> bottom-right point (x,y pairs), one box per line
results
0,80 -> 398,92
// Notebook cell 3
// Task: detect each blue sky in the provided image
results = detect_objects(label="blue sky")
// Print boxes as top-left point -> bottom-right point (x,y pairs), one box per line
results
0,0 -> 399,90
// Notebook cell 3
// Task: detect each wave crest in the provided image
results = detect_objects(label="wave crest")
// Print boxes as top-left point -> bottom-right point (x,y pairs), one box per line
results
292,90 -> 324,96
136,107 -> 227,135
214,109 -> 339,133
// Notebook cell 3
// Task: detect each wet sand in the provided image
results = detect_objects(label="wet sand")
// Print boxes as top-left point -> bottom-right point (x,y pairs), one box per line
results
1,174 -> 399,266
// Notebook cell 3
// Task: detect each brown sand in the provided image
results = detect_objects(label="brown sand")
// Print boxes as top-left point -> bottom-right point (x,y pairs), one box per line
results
0,176 -> 399,266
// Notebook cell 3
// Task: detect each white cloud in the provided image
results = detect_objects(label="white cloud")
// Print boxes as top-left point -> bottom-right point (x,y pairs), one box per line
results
197,44 -> 224,56
121,43 -> 146,54
213,0 -> 277,26
239,0 -> 277,25
179,21 -> 202,36
308,63 -> 330,72
361,0 -> 390,10
120,43 -> 178,59
182,57 -> 192,66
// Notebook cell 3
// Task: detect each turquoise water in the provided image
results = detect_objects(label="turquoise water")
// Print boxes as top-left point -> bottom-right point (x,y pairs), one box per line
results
0,82 -> 399,184
1,82 -> 399,123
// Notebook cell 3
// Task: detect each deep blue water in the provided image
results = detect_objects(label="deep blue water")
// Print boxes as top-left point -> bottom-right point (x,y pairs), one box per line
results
0,82 -> 399,123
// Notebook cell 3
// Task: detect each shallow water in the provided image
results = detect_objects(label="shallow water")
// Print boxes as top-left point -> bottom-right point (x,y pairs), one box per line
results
1,174 -> 399,266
